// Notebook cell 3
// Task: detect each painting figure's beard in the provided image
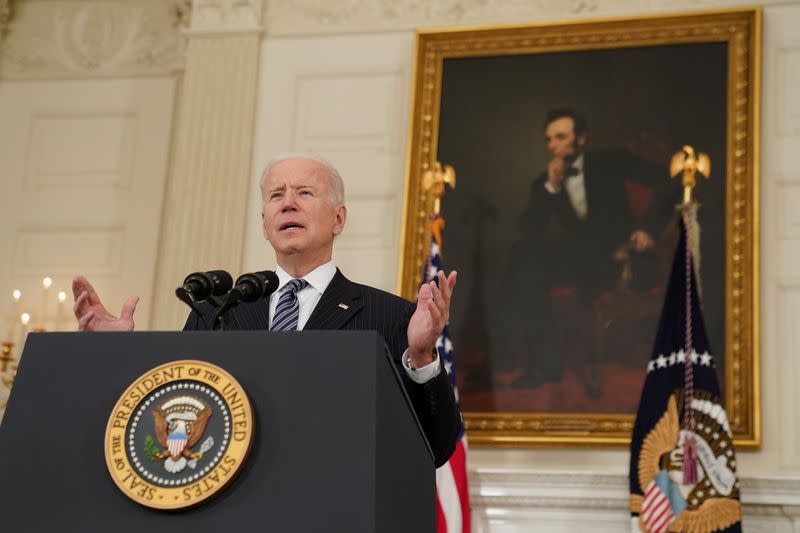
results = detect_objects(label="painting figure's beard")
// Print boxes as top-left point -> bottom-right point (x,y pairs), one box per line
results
561,138 -> 583,167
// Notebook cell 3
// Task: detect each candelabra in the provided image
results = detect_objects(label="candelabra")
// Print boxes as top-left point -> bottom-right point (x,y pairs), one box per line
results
1,277 -> 69,422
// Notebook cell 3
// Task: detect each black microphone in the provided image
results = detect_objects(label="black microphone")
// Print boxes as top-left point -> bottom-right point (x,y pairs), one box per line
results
211,271 -> 279,330
175,270 -> 233,304
227,271 -> 280,303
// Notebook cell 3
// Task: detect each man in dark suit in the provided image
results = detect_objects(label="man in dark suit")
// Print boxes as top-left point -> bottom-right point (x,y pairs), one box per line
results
72,154 -> 461,466
497,109 -> 663,390
517,110 -> 657,291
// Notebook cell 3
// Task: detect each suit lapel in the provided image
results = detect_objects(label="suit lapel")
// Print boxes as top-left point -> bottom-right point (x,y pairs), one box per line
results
304,269 -> 363,330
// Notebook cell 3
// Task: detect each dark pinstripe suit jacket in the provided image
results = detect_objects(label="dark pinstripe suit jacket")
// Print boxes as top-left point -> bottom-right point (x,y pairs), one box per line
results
183,269 -> 461,467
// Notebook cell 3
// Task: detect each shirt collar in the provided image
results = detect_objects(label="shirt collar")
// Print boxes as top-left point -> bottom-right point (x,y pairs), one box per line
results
571,153 -> 584,174
275,261 -> 336,294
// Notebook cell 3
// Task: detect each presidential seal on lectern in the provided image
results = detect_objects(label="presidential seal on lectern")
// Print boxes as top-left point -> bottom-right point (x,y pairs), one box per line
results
104,360 -> 254,510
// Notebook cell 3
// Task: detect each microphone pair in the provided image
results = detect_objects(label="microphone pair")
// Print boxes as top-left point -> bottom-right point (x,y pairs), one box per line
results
176,270 -> 279,305
175,270 -> 279,330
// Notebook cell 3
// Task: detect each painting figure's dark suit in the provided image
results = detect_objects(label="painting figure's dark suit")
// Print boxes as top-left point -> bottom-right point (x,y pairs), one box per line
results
183,269 -> 461,467
498,150 -> 667,389
520,151 -> 642,291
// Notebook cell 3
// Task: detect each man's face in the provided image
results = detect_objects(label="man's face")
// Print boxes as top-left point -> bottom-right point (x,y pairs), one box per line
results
261,158 -> 346,264
545,116 -> 586,159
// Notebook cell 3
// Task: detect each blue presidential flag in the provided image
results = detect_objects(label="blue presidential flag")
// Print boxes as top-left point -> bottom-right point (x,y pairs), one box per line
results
629,210 -> 741,533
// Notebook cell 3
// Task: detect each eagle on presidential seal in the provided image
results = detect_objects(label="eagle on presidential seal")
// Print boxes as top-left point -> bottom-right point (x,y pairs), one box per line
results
151,395 -> 214,473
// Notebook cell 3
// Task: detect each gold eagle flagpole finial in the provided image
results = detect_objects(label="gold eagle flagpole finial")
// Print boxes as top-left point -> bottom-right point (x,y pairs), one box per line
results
670,145 -> 711,206
421,161 -> 456,250
422,161 -> 456,215
669,145 -> 709,290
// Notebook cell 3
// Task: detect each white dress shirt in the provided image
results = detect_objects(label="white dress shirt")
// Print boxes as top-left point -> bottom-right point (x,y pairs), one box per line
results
544,154 -> 588,220
269,261 -> 336,331
270,261 -> 440,384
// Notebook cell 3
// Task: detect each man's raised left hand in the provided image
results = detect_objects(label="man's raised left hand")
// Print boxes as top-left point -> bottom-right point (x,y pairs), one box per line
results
407,270 -> 458,368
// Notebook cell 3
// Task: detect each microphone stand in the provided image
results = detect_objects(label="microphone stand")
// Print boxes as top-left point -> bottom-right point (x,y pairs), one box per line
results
210,291 -> 243,331
175,288 -> 227,330
207,295 -> 227,330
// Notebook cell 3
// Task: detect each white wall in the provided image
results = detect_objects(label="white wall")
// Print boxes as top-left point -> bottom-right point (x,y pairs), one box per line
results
0,77 -> 175,334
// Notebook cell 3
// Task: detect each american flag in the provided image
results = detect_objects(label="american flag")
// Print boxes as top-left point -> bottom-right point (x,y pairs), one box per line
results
424,217 -> 470,533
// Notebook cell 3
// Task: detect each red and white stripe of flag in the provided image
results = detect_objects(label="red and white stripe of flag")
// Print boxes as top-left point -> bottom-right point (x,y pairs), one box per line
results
641,480 -> 676,533
436,434 -> 470,533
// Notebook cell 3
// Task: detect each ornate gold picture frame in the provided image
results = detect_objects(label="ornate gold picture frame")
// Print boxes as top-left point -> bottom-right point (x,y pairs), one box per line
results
399,9 -> 760,448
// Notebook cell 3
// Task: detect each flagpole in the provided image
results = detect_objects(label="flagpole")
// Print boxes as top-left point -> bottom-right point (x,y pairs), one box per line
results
670,145 -> 712,485
631,146 -> 741,532
670,145 -> 711,206
421,161 -> 470,533
422,161 -> 456,251
671,146 -> 705,294
422,161 -> 456,216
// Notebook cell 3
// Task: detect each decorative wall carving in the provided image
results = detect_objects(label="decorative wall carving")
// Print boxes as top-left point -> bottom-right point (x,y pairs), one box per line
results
569,0 -> 598,14
189,0 -> 263,35
0,0 -> 189,79
267,0 -> 547,31
263,0 -> 788,35
0,0 -> 11,38
174,0 -> 193,30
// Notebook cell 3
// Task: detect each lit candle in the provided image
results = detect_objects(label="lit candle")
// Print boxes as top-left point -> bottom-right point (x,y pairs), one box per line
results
8,290 -> 21,341
40,277 -> 52,329
57,291 -> 67,332
20,312 -> 30,348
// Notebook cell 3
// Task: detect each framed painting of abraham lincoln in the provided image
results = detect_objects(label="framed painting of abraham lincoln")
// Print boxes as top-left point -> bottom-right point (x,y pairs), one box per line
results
398,9 -> 760,447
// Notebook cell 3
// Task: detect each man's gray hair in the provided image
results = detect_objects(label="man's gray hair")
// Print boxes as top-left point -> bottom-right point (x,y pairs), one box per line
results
259,152 -> 345,206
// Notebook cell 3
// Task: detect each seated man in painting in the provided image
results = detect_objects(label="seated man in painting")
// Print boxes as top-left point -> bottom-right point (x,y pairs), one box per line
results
496,108 -> 671,399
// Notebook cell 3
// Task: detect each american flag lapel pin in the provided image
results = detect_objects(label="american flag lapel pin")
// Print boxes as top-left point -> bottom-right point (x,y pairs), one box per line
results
338,303 -> 349,310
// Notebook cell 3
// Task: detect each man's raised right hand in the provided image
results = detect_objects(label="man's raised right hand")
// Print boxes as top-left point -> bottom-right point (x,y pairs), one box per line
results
546,156 -> 567,190
72,276 -> 138,332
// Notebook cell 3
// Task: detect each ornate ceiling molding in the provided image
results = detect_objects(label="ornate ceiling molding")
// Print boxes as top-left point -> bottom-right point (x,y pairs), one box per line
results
0,0 -> 190,80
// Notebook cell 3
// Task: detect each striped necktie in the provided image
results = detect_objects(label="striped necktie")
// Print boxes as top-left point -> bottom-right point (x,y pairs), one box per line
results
270,278 -> 308,331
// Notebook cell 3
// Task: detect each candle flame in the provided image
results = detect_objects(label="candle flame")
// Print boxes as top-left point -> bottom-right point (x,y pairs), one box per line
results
42,277 -> 53,289
20,313 -> 30,325
12,289 -> 21,301
58,291 -> 67,303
